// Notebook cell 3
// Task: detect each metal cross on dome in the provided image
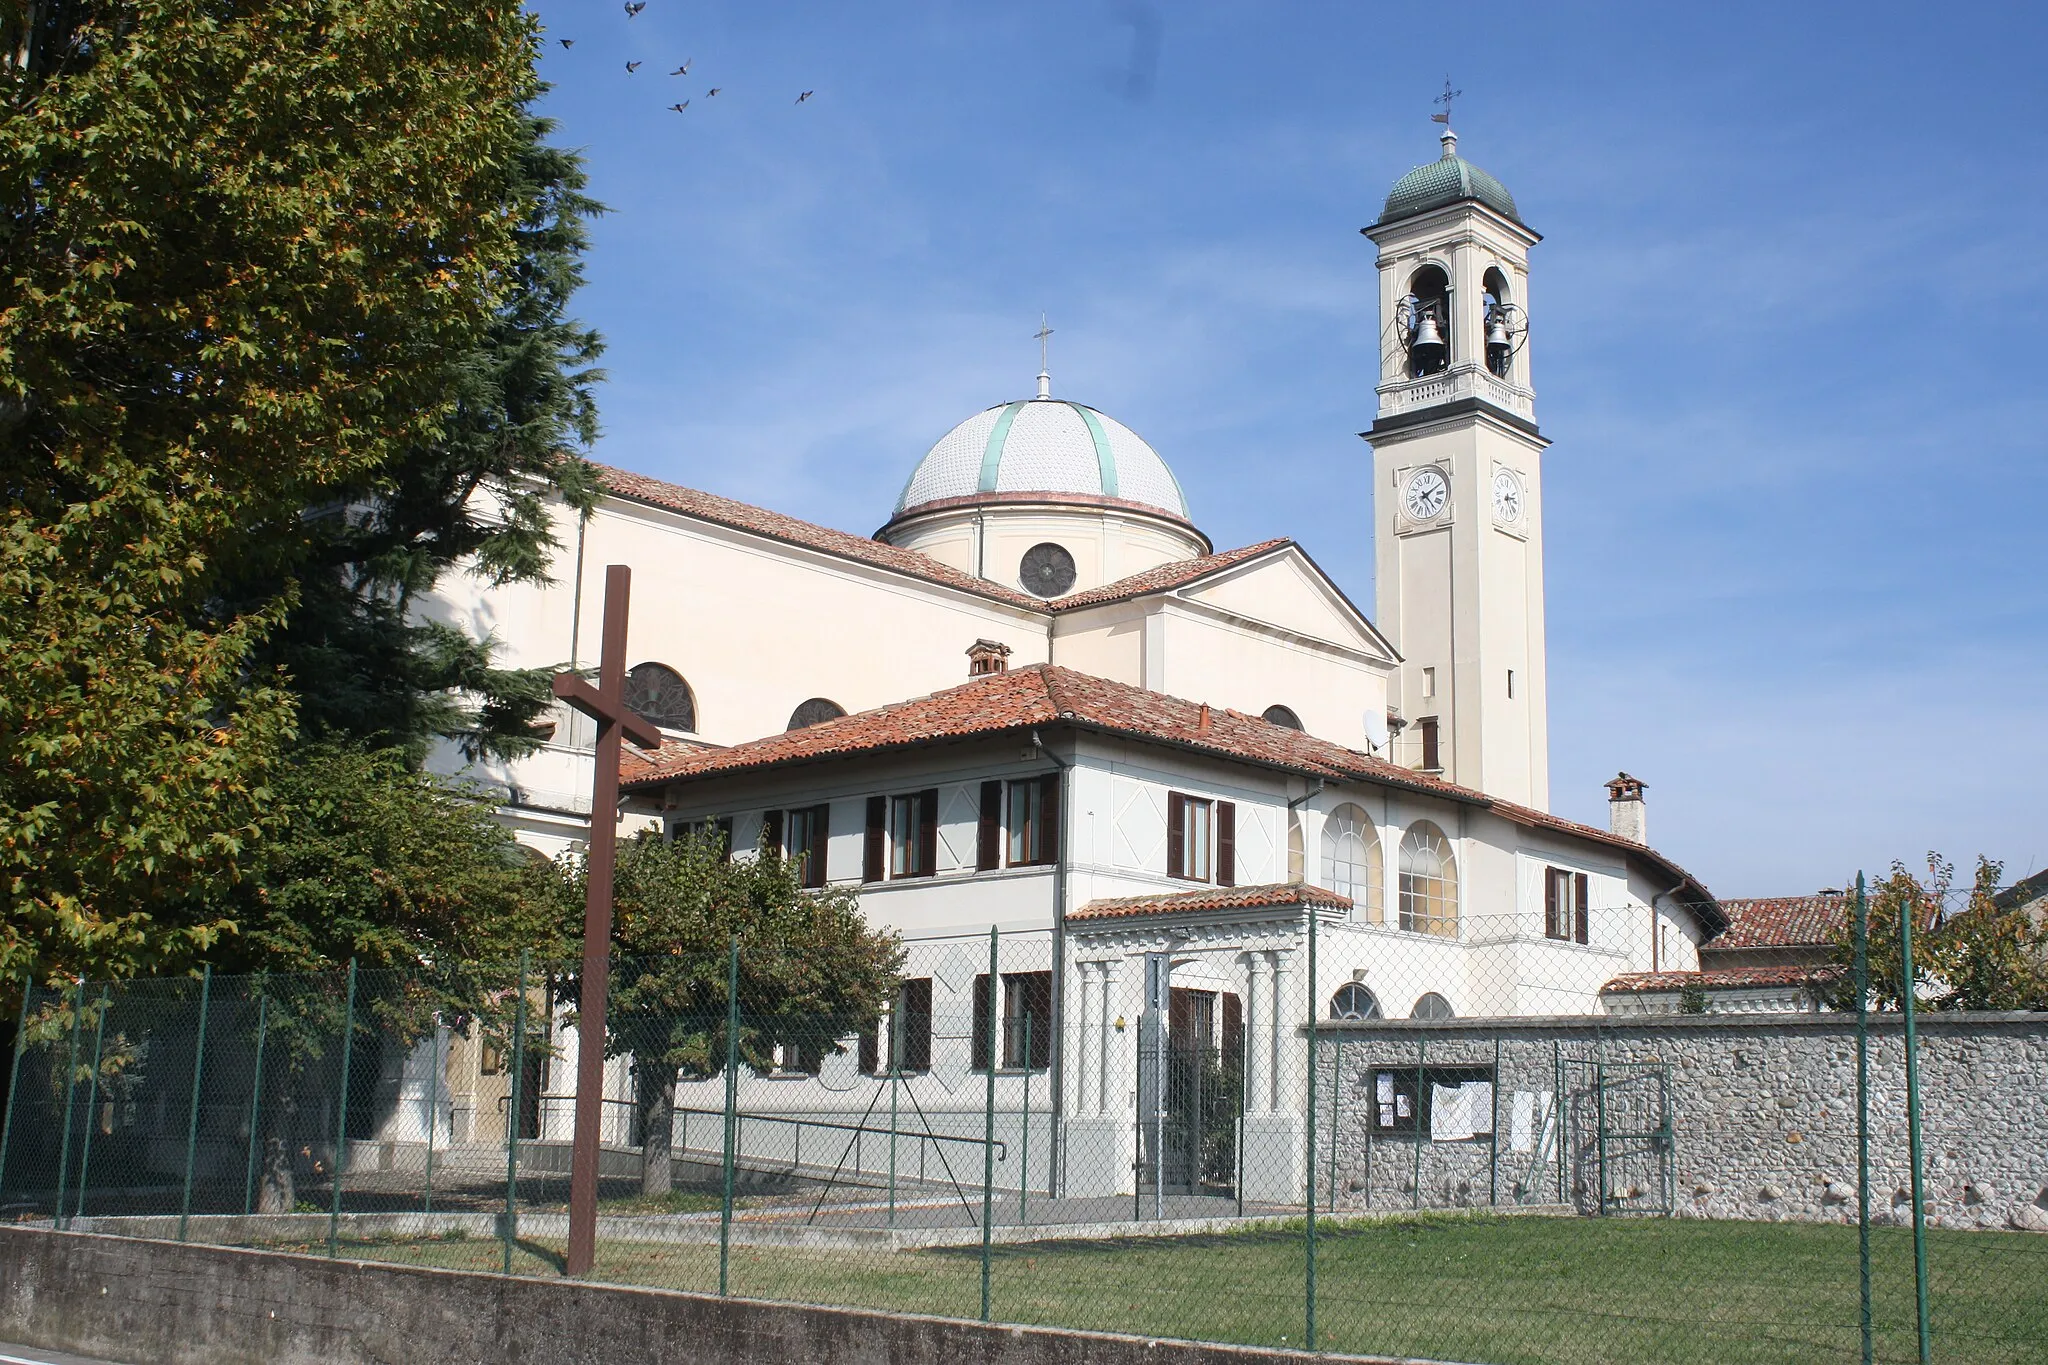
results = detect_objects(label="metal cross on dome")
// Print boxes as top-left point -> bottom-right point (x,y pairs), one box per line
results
1035,314 -> 1054,398
551,564 -> 662,1278
1431,77 -> 1462,127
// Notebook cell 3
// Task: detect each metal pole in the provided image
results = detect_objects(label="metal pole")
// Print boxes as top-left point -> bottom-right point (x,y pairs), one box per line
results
1411,1036 -> 1425,1211
180,965 -> 214,1243
980,925 -> 997,1324
327,959 -> 356,1259
423,1019 -> 441,1216
1595,1061 -> 1608,1217
0,976 -> 33,1207
1853,873 -> 1872,1365
503,951 -> 529,1277
1021,1014 -> 1032,1225
1326,1038 -> 1342,1214
889,1003 -> 900,1230
54,982 -> 83,1229
1553,1040 -> 1565,1205
1900,884 -> 1931,1365
1490,1036 -> 1501,1207
1305,901 -> 1319,1352
719,936 -> 740,1296
75,986 -> 109,1223
242,983 -> 268,1217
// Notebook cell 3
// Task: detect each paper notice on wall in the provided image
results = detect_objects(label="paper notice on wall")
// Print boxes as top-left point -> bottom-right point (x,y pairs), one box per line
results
1377,1072 -> 1395,1104
1511,1090 -> 1554,1155
1395,1093 -> 1411,1119
1430,1082 -> 1494,1141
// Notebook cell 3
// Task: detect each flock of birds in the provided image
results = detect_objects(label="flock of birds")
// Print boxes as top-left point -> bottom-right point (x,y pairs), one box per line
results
553,2 -> 815,115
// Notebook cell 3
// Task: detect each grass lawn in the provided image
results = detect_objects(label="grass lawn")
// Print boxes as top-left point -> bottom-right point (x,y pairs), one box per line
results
264,1214 -> 2048,1365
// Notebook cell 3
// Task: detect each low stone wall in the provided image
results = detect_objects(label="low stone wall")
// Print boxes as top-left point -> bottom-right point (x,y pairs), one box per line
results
0,1227 -> 1412,1365
1313,1012 -> 2048,1232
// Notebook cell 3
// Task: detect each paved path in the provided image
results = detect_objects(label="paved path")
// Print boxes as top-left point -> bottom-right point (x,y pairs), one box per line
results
0,1343 -> 136,1365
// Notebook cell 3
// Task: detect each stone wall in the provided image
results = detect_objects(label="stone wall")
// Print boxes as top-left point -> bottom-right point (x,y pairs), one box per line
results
1312,1012 -> 2048,1232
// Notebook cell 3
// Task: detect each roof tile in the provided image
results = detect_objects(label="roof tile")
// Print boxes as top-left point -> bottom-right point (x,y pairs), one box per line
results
1071,882 -> 1352,922
1712,896 -> 1848,950
1601,965 -> 1841,994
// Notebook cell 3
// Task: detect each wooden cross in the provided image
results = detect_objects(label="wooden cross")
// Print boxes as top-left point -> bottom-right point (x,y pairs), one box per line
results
553,564 -> 661,1278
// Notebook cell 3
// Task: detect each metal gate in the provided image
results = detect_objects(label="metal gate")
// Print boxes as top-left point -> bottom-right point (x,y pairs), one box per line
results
1136,960 -> 1243,1201
1562,1059 -> 1674,1216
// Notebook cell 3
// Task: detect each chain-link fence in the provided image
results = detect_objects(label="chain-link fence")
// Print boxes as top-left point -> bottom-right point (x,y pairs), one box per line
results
4,895 -> 2045,1364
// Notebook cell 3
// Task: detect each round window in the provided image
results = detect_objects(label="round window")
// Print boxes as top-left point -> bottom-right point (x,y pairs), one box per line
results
1019,542 -> 1077,597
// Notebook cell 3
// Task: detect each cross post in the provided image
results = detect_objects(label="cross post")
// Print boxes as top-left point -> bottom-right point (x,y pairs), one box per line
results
553,564 -> 662,1277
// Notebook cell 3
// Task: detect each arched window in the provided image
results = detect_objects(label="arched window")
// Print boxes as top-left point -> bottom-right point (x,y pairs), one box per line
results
1398,820 -> 1459,938
1329,984 -> 1381,1020
623,662 -> 695,732
1411,992 -> 1455,1021
787,697 -> 846,731
1403,265 -> 1452,377
1482,266 -> 1522,380
1261,704 -> 1303,731
1319,803 -> 1384,923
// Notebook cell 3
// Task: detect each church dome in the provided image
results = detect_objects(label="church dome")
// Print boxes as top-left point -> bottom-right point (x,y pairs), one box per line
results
893,394 -> 1192,525
1378,130 -> 1522,228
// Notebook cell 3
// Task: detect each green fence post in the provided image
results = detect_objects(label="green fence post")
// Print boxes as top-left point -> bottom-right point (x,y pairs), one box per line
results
54,982 -> 84,1230
889,999 -> 901,1230
0,976 -> 33,1207
503,951 -> 529,1276
242,980 -> 269,1217
1305,900 -> 1320,1352
423,1018 -> 440,1216
1327,1037 -> 1342,1214
1553,1040 -> 1565,1205
1900,885 -> 1931,1364
1489,1036 -> 1501,1207
1595,1061 -> 1608,1217
719,936 -> 740,1297
179,965 -> 214,1242
75,986 -> 110,1223
980,925 -> 997,1324
1853,873 -> 1872,1365
1411,1036 -> 1425,1211
328,959 -> 357,1260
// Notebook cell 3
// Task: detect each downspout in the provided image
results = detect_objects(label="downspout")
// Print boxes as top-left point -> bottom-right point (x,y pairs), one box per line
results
1033,728 -> 1074,1196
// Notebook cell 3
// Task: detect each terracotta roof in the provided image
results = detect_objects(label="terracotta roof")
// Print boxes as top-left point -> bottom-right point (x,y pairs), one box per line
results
1711,895 -> 1848,950
1601,965 -> 1842,995
1046,540 -> 1292,612
1994,868 -> 2048,912
1071,882 -> 1352,922
594,464 -> 1042,610
621,663 -> 1720,926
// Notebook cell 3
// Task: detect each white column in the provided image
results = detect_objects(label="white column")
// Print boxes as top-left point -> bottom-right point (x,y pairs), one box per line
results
1098,959 -> 1123,1114
1076,962 -> 1101,1115
1271,948 -> 1297,1113
1245,951 -> 1272,1114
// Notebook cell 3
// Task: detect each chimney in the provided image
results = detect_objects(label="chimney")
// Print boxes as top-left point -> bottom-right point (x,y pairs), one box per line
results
1605,772 -> 1648,845
1197,702 -> 1212,732
966,639 -> 1012,677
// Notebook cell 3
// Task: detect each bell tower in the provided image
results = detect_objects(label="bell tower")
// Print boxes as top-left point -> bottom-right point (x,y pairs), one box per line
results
1363,126 -> 1550,810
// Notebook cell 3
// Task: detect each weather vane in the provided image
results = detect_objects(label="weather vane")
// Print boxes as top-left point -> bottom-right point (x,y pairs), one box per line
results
1431,77 -> 1462,127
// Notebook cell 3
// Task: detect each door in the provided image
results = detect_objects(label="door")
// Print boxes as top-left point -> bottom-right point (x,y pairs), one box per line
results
1161,988 -> 1243,1195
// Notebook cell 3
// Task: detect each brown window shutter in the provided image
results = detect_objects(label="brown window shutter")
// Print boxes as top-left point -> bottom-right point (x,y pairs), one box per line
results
1574,872 -> 1590,945
903,978 -> 933,1072
762,809 -> 784,856
807,804 -> 829,889
1167,792 -> 1186,879
971,974 -> 993,1071
1420,717 -> 1440,771
1040,773 -> 1061,866
1545,869 -> 1560,939
917,788 -> 939,877
859,1021 -> 879,1075
1216,801 -> 1237,887
977,780 -> 1002,871
863,796 -> 885,883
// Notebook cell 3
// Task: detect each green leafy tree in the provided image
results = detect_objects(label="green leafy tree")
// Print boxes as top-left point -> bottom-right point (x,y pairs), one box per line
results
562,830 -> 902,1196
1827,855 -> 2048,1012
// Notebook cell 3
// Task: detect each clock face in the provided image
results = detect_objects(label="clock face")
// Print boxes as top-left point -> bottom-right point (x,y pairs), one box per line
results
1402,467 -> 1449,522
1492,468 -> 1525,525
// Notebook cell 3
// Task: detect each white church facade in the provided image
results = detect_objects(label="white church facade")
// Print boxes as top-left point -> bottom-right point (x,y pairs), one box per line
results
408,129 -> 1726,1199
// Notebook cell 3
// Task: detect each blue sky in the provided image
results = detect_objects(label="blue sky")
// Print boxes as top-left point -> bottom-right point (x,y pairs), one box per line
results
523,0 -> 2045,897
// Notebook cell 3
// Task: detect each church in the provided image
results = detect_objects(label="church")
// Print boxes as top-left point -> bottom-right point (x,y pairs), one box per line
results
416,128 -> 1725,1200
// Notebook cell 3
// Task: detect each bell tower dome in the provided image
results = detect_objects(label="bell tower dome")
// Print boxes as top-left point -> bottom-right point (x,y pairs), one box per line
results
1363,126 -> 1551,810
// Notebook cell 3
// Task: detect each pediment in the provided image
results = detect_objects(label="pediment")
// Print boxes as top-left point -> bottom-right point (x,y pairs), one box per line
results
1178,547 -> 1397,663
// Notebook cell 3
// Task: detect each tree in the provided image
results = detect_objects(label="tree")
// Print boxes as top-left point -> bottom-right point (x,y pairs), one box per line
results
1826,855 -> 2048,1012
0,0 -> 561,992
562,830 -> 901,1196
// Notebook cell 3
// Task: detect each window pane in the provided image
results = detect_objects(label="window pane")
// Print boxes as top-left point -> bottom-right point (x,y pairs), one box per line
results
1184,798 -> 1212,881
889,795 -> 916,876
1007,779 -> 1042,865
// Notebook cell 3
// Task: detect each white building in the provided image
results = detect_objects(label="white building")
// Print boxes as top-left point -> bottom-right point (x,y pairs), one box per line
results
410,129 -> 1727,1198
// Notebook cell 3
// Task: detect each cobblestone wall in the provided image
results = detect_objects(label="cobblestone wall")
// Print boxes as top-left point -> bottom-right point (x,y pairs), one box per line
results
1311,1013 -> 2048,1233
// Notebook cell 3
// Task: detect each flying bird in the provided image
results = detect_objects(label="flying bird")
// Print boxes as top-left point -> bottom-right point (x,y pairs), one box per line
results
558,38 -> 574,48
626,60 -> 642,73
796,90 -> 813,103
624,2 -> 646,15
706,87 -> 721,97
668,101 -> 689,113
671,59 -> 691,75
